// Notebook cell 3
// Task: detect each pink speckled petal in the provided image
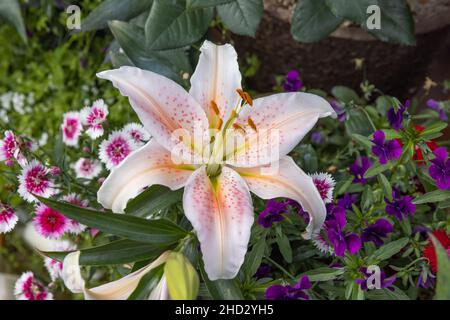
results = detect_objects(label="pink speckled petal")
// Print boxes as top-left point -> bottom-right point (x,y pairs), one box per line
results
226,92 -> 336,167
97,66 -> 209,161
189,41 -> 242,126
98,140 -> 196,213
183,166 -> 254,280
235,156 -> 326,239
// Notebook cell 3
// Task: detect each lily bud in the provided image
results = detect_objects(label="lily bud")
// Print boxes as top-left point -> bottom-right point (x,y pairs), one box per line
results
164,252 -> 199,300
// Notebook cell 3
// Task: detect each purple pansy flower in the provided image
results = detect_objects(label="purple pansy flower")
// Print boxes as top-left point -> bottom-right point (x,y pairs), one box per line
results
255,263 -> 273,279
325,206 -> 361,257
283,70 -> 302,92
265,276 -> 311,300
427,99 -> 448,122
361,218 -> 394,246
349,156 -> 372,184
337,193 -> 358,211
385,188 -> 416,221
387,100 -> 409,130
371,130 -> 402,165
258,199 -> 287,228
429,147 -> 450,190
331,100 -> 347,122
356,267 -> 396,291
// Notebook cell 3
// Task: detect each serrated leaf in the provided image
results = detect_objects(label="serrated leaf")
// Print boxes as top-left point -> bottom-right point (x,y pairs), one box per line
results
81,0 -> 153,31
217,0 -> 263,37
291,0 -> 343,43
145,0 -> 213,50
37,196 -> 187,245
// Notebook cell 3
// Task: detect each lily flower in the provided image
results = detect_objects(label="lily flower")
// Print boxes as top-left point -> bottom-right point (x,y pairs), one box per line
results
96,41 -> 336,280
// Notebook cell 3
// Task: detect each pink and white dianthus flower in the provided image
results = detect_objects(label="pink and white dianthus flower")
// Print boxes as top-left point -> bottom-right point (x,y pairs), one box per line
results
81,99 -> 109,139
18,160 -> 57,203
310,172 -> 336,204
62,193 -> 88,235
0,130 -> 27,166
14,271 -> 53,300
33,203 -> 68,239
99,130 -> 137,170
73,157 -> 102,179
123,123 -> 151,146
45,242 -> 76,281
61,111 -> 83,147
0,202 -> 18,233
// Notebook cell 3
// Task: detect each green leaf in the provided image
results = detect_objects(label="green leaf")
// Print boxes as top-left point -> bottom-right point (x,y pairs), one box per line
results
125,185 -> 183,217
81,0 -> 153,31
419,122 -> 448,138
413,190 -> 450,205
200,266 -> 244,299
0,0 -> 27,44
433,235 -> 450,300
302,267 -> 345,281
366,286 -> 410,300
243,234 -> 266,280
331,86 -> 360,104
276,232 -> 292,264
291,0 -> 343,43
108,20 -> 191,82
351,133 -> 372,149
37,196 -> 187,245
165,252 -> 199,299
145,0 -> 213,50
128,265 -> 164,300
42,240 -> 170,266
217,0 -> 263,37
335,177 -> 353,196
364,163 -> 391,178
368,237 -> 409,263
187,0 -> 234,7
345,109 -> 375,137
377,173 -> 392,201
325,0 -> 415,45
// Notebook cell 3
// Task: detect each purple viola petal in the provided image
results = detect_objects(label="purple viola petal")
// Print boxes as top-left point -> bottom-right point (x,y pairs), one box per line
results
439,109 -> 448,122
345,233 -> 362,255
433,147 -> 448,161
286,70 -> 300,81
265,285 -> 288,300
349,156 -> 372,184
361,218 -> 393,246
295,276 -> 312,290
382,275 -> 397,289
387,107 -> 404,130
387,139 -> 402,161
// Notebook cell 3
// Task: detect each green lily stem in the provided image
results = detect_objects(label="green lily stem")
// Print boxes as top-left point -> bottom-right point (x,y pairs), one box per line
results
264,256 -> 296,281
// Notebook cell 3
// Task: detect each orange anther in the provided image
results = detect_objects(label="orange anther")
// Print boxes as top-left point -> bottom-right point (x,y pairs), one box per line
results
247,117 -> 257,131
211,100 -> 220,115
232,123 -> 246,134
236,89 -> 253,106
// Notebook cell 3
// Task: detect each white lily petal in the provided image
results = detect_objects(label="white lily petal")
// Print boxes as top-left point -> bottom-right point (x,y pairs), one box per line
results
97,66 -> 209,160
97,140 -> 195,213
235,156 -> 326,239
227,92 -> 336,167
62,251 -> 170,300
189,40 -> 242,124
183,166 -> 254,280
148,275 -> 170,300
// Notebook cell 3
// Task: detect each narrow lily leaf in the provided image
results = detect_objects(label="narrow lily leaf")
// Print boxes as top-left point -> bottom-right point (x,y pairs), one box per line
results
413,190 -> 450,205
200,266 -> 244,299
0,0 -> 27,44
81,0 -> 153,31
432,235 -> 450,300
37,196 -> 187,245
164,252 -> 199,300
368,237 -> 409,264
128,265 -> 165,300
125,185 -> 183,217
42,240 -> 171,266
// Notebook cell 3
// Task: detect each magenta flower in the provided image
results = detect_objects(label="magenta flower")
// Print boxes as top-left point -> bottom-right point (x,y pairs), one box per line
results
0,130 -> 17,163
61,111 -> 83,147
33,203 -> 69,239
45,242 -> 76,281
257,199 -> 287,228
14,272 -> 53,300
361,218 -> 393,246
73,157 -> 102,180
266,276 -> 311,300
99,130 -> 138,170
283,70 -> 302,92
81,99 -> 109,139
325,205 -> 361,257
385,188 -> 416,221
18,160 -> 57,203
429,147 -> 450,190
349,156 -> 372,184
371,130 -> 402,164
0,202 -> 18,233
62,193 -> 88,235
310,172 -> 335,204
123,123 -> 151,146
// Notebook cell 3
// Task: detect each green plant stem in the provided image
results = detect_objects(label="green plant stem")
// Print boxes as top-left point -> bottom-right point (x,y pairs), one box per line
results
264,256 -> 296,281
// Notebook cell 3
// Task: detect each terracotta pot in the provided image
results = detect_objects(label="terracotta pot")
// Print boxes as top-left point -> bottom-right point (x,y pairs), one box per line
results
232,0 -> 450,98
